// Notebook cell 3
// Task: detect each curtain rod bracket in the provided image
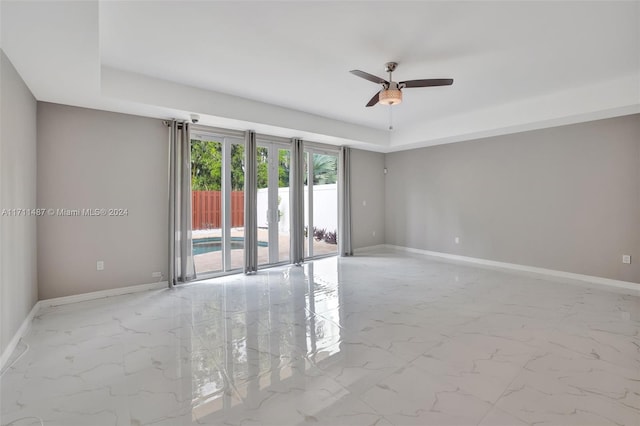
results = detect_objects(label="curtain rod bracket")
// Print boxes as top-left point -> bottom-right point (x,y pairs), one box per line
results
164,120 -> 187,129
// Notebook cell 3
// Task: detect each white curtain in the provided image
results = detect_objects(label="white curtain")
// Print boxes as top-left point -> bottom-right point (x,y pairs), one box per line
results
244,130 -> 258,274
290,138 -> 305,265
338,146 -> 353,256
168,121 -> 195,287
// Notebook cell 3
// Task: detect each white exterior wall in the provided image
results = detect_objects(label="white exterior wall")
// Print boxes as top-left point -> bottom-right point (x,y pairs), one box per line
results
257,184 -> 337,234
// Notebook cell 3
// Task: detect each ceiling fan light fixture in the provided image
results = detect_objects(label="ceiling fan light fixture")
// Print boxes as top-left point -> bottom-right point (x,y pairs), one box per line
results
379,88 -> 402,105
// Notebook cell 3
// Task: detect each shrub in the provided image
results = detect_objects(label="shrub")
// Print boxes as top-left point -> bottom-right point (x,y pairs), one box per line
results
313,227 -> 327,241
324,230 -> 337,245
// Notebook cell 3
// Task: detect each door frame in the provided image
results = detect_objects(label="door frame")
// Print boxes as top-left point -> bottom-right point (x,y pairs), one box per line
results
190,130 -> 245,277
257,139 -> 291,267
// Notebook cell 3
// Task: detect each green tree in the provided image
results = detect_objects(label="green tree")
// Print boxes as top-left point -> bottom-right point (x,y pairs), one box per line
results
256,148 -> 290,189
257,147 -> 269,189
191,140 -> 245,191
279,150 -> 290,187
191,139 -> 222,190
230,144 -> 244,191
191,141 -> 336,190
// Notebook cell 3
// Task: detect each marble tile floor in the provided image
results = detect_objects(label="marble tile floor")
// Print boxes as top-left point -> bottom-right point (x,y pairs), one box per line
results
1,248 -> 639,425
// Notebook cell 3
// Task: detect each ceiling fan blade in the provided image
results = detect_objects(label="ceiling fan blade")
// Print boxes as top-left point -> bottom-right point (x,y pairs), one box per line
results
350,70 -> 389,85
399,78 -> 454,88
366,91 -> 380,107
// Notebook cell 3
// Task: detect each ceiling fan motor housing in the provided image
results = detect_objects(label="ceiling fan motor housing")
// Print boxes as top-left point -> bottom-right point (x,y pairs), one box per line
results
379,87 -> 402,105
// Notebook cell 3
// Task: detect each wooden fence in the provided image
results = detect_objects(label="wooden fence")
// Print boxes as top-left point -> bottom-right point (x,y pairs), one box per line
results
192,191 -> 244,229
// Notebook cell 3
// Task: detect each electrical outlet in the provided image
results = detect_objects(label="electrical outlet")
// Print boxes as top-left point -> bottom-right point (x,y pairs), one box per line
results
372,231 -> 376,237
96,261 -> 104,271
622,255 -> 631,264
152,271 -> 162,278
362,200 -> 367,207
455,237 -> 460,244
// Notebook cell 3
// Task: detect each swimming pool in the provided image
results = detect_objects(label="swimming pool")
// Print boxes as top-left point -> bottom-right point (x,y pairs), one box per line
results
192,237 -> 268,256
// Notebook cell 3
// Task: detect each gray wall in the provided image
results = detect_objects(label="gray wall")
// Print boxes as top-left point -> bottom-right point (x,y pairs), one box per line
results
350,148 -> 385,250
385,114 -> 640,283
0,50 -> 38,355
37,103 -> 168,299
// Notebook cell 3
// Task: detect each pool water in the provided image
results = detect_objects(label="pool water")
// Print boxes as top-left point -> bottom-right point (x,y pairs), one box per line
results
192,237 -> 267,256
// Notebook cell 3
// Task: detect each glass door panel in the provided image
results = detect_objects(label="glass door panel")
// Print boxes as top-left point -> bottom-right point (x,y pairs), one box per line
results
276,148 -> 290,264
311,153 -> 338,257
256,146 -> 270,265
191,138 -> 223,274
304,149 -> 338,259
304,151 -> 311,258
191,134 -> 244,276
227,141 -> 245,271
257,143 -> 291,266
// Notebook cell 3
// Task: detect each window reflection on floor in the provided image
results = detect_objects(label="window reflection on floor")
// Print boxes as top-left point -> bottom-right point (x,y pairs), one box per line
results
190,262 -> 343,422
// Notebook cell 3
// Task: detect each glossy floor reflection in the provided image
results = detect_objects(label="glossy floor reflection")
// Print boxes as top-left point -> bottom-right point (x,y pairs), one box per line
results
1,249 -> 639,425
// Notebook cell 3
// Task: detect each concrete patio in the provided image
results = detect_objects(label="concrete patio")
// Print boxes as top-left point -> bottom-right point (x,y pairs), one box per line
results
192,228 -> 337,274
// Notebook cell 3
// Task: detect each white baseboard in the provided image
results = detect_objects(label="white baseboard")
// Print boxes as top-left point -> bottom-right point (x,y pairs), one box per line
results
40,281 -> 168,308
353,244 -> 387,254
383,244 -> 640,294
1,281 -> 168,370
1,301 -> 40,371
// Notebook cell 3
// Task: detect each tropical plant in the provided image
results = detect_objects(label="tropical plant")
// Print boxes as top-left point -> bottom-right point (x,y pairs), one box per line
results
311,154 -> 337,185
313,227 -> 326,241
323,230 -> 337,245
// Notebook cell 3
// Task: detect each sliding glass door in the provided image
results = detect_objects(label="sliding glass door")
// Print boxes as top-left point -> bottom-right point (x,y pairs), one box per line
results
189,129 -> 339,278
191,133 -> 245,276
257,141 -> 291,267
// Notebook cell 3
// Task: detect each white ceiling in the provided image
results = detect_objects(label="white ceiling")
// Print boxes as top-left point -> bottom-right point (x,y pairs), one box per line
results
2,1 -> 639,152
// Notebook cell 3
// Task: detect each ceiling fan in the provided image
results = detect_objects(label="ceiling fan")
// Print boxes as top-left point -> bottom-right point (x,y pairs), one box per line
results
350,62 -> 453,107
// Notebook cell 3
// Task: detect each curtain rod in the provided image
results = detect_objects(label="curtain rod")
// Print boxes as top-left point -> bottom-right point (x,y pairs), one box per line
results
164,119 -> 343,151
